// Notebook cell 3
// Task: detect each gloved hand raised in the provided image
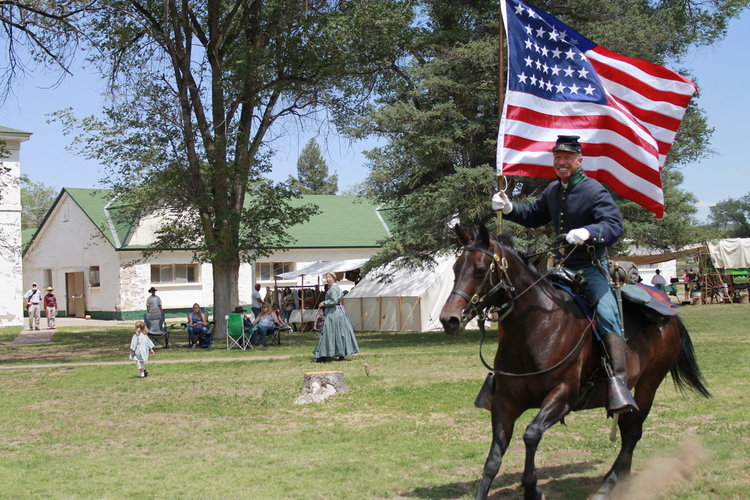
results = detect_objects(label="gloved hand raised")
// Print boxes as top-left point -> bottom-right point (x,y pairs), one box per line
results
491,191 -> 513,214
565,228 -> 590,245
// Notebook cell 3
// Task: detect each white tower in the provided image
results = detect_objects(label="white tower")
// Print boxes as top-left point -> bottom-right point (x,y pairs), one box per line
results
0,126 -> 32,326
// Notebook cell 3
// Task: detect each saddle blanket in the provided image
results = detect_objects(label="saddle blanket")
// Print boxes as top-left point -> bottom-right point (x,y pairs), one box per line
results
621,283 -> 680,317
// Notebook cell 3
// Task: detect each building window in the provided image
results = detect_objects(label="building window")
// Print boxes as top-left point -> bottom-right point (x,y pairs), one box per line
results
256,262 -> 293,281
150,264 -> 200,284
43,269 -> 53,289
89,266 -> 101,287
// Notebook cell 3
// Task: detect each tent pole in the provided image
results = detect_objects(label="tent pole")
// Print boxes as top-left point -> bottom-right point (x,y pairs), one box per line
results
398,296 -> 403,331
378,297 -> 382,331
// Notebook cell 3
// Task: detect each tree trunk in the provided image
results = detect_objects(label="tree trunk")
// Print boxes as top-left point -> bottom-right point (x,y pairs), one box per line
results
294,371 -> 347,405
212,257 -> 240,337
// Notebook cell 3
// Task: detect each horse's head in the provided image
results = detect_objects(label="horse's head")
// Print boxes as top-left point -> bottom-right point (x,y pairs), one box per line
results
440,225 -> 514,335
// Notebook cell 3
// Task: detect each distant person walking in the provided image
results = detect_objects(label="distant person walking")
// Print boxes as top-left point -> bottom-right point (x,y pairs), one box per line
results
43,287 -> 58,329
23,282 -> 42,331
312,273 -> 360,362
650,269 -> 667,291
682,269 -> 690,300
130,320 -> 155,378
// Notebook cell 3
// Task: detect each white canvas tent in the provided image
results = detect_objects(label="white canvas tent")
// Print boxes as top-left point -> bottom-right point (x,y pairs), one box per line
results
707,238 -> 750,269
342,255 -> 456,332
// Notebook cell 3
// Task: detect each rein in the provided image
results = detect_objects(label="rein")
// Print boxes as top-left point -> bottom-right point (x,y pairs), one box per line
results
477,314 -> 594,377
450,238 -> 594,378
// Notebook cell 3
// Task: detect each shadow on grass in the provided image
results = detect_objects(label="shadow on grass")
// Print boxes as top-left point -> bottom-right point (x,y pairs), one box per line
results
405,460 -> 602,499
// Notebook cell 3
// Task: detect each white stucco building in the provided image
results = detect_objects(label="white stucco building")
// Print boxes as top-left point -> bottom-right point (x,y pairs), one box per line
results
0,126 -> 32,326
22,189 -> 390,320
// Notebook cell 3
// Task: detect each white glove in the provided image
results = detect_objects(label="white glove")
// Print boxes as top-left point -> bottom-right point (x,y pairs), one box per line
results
565,228 -> 591,245
491,191 -> 513,214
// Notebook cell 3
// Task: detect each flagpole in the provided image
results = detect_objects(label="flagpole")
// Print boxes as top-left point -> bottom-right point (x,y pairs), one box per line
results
495,2 -> 507,347
496,4 -> 506,235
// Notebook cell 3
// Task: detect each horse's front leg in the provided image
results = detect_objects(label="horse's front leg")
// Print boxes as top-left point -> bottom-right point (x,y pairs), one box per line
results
476,402 -> 520,500
521,386 -> 572,500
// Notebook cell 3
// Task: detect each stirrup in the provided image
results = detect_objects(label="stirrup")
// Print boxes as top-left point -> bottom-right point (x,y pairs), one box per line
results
606,376 -> 639,415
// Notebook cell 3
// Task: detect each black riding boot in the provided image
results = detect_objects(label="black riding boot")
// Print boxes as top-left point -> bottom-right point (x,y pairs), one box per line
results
602,332 -> 639,415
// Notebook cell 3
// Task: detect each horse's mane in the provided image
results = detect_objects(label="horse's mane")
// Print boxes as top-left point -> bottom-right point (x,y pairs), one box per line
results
491,231 -> 546,280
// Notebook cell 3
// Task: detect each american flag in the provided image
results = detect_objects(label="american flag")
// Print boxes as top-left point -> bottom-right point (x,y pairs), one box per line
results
497,0 -> 697,218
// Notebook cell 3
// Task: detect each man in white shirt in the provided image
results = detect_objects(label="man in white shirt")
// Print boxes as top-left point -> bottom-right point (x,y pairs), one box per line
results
23,282 -> 42,330
650,269 -> 667,291
251,283 -> 263,317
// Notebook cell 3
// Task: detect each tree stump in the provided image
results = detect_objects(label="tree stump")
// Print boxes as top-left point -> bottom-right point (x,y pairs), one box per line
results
294,371 -> 346,405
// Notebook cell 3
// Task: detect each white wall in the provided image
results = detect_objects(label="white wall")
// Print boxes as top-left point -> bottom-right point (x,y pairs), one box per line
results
636,260 -> 677,285
0,132 -> 28,326
117,251 -> 213,312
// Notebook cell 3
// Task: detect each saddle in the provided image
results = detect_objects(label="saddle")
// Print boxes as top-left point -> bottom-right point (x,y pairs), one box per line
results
550,268 -> 679,338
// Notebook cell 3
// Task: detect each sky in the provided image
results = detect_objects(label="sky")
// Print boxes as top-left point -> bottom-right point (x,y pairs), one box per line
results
2,9 -> 748,222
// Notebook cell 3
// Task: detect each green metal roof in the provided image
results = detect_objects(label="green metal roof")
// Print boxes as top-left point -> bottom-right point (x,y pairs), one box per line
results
0,125 -> 32,134
286,195 -> 389,247
65,188 -> 132,247
28,189 -> 389,251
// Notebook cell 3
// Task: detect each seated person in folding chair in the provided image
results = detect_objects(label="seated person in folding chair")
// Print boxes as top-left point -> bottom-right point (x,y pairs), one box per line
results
249,303 -> 281,347
234,306 -> 256,343
187,303 -> 210,348
143,286 -> 167,339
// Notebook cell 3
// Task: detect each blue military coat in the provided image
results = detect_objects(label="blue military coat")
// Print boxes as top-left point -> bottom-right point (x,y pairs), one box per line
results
504,169 -> 623,267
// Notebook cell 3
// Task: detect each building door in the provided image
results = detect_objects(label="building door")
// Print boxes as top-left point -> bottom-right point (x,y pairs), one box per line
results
65,272 -> 86,318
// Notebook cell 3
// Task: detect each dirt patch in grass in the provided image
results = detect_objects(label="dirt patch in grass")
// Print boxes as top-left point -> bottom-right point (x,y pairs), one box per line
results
0,344 -> 125,363
613,436 -> 708,500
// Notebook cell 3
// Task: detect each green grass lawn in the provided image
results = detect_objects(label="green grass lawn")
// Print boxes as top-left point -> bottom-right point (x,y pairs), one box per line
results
0,304 -> 747,499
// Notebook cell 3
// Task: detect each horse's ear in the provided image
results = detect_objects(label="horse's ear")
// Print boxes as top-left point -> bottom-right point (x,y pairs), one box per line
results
455,225 -> 472,245
477,224 -> 490,247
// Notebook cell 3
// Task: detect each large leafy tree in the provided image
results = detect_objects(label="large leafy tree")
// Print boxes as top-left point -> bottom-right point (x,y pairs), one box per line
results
57,0 -> 414,329
346,0 -> 748,266
20,174 -> 56,230
289,138 -> 338,194
709,193 -> 750,237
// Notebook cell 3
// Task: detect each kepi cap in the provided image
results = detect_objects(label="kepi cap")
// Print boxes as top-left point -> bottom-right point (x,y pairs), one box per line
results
552,135 -> 582,154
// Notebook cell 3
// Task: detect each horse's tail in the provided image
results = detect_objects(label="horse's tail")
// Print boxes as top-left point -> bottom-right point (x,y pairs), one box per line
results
670,316 -> 711,398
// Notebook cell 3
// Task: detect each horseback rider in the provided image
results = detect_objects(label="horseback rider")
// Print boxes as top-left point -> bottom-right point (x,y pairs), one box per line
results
491,135 -> 638,414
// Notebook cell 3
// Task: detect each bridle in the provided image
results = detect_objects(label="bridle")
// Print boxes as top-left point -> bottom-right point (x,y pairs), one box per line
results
449,238 -> 594,377
449,242 -> 515,328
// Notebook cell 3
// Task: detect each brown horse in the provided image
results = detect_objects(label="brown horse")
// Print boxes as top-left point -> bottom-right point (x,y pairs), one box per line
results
439,226 -> 710,500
